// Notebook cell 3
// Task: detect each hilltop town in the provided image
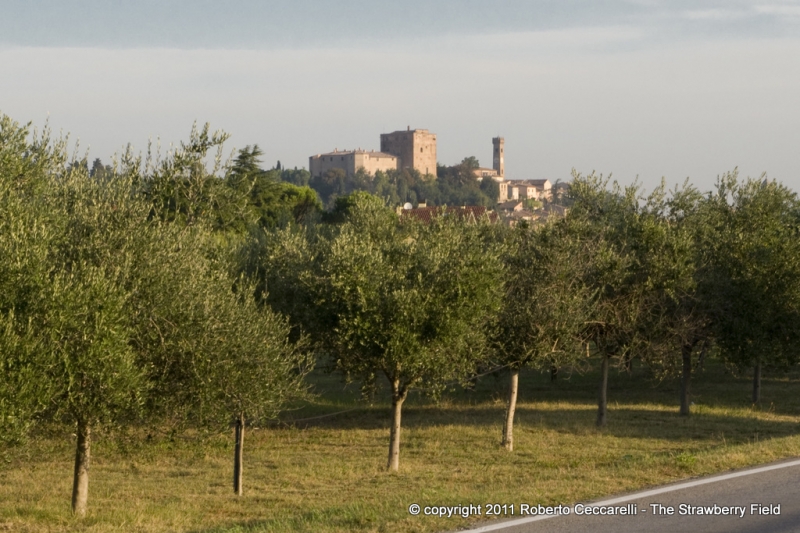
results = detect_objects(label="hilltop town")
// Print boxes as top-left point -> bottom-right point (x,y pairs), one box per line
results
309,126 -> 568,224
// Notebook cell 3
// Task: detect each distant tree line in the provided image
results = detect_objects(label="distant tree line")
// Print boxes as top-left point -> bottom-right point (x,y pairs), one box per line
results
304,157 -> 500,209
3,113 -> 800,516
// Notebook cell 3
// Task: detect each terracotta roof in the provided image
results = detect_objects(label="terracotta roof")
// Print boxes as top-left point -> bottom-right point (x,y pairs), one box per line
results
400,206 -> 499,224
505,179 -> 551,187
497,200 -> 523,211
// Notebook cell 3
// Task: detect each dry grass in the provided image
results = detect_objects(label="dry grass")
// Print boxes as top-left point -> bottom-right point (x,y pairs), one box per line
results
2,359 -> 799,532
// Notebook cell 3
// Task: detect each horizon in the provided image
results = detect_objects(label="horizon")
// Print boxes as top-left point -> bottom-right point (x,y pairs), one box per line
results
2,1 -> 799,193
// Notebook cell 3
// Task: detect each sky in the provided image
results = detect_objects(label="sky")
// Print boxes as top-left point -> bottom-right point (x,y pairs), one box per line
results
2,0 -> 799,193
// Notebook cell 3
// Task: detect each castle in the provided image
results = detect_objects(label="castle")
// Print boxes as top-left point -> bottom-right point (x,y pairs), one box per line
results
309,127 -> 437,178
309,128 -> 551,202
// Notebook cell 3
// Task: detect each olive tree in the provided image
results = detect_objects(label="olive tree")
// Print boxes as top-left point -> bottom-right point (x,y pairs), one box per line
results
568,173 -> 653,427
636,182 -> 716,416
317,194 -> 502,470
0,115 -> 311,513
120,129 -> 312,496
702,173 -> 800,403
0,115 -> 147,515
129,226 -> 311,495
494,215 -> 593,450
0,115 -> 58,447
28,152 -> 155,517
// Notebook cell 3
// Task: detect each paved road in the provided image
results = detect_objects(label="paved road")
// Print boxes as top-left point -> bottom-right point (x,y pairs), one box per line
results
454,458 -> 800,533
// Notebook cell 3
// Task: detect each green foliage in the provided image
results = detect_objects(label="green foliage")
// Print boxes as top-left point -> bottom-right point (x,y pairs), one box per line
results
142,122 -> 234,227
142,132 -> 320,233
130,224 -> 311,427
90,158 -> 113,180
0,112 -> 310,444
280,167 -> 311,187
437,162 -> 499,206
0,114 -> 67,445
301,162 -> 498,210
494,217 -> 594,372
309,168 -> 348,208
0,314 -> 49,446
40,267 -> 144,426
702,172 -> 800,372
567,172 -> 649,360
460,156 -> 480,169
226,144 -> 321,229
316,194 -> 503,398
635,180 -> 711,377
238,224 -> 318,344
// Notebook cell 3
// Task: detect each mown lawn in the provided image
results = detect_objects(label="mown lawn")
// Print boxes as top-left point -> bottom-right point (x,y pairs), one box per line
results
2,358 -> 799,532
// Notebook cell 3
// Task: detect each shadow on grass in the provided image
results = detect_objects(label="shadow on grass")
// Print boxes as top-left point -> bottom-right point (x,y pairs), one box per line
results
276,355 -> 800,437
187,504 -> 389,533
292,356 -> 800,425
270,400 -> 800,445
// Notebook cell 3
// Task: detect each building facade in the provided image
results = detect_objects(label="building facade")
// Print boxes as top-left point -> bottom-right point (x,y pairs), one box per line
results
502,179 -> 552,201
380,127 -> 437,177
309,149 -> 398,178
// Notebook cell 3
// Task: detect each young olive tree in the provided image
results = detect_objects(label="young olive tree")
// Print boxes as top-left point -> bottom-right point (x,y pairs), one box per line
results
494,215 -> 593,451
702,173 -> 800,403
568,173 -> 653,427
1,115 -> 311,513
0,115 -> 145,514
120,128 -> 312,496
41,269 -> 145,516
0,115 -> 60,447
637,182 -> 715,416
317,194 -> 502,470
130,230 -> 311,495
33,154 -> 155,517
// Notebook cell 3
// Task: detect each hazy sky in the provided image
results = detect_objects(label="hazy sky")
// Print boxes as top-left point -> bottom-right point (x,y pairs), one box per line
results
2,0 -> 799,192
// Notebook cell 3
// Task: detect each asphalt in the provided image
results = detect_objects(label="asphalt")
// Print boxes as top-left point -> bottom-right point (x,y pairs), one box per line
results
451,458 -> 800,533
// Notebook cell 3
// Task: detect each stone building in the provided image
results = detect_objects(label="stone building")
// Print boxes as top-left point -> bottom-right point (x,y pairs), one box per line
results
502,179 -> 552,201
492,137 -> 504,178
309,126 -> 437,178
309,149 -> 398,179
380,127 -> 437,177
473,167 -> 500,179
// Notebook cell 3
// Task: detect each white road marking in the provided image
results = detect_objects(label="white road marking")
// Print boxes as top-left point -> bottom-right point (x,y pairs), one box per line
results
459,458 -> 800,532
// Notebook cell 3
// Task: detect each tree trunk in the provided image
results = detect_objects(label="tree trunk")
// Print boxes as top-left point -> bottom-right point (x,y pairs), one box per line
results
502,368 -> 520,451
71,419 -> 91,517
550,364 -> 558,381
233,412 -> 244,496
697,342 -> 707,371
680,344 -> 692,416
752,359 -> 762,405
387,380 -> 407,471
597,354 -> 609,427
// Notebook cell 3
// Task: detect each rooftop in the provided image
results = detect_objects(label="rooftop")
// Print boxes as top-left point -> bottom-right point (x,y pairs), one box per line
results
312,149 -> 397,158
400,205 -> 499,224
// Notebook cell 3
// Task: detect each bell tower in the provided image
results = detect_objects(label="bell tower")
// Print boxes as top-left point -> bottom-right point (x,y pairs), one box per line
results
492,137 -> 504,178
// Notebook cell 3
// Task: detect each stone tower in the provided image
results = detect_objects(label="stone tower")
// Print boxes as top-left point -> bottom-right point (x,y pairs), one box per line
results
492,137 -> 504,178
380,127 -> 437,177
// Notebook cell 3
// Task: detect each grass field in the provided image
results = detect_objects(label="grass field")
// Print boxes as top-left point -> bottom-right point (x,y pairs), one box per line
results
2,358 -> 799,532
